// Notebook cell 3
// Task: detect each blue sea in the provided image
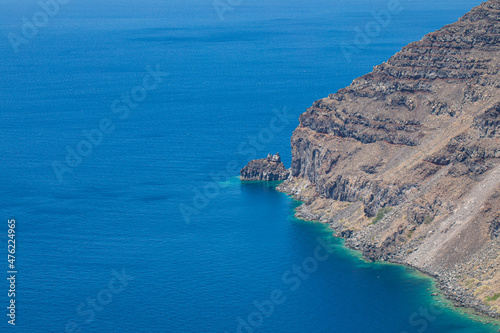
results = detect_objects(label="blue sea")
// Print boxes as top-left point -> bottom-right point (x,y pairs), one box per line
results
1,0 -> 498,332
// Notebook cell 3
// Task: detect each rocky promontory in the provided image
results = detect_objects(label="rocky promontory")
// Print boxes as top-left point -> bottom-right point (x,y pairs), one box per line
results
272,0 -> 500,317
240,153 -> 290,181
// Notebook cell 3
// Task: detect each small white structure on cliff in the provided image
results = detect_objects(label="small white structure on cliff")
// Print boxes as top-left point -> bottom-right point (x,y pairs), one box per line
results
267,153 -> 281,163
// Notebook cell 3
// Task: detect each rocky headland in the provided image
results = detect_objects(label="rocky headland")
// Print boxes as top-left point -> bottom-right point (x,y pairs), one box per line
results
241,153 -> 290,181
243,0 -> 500,317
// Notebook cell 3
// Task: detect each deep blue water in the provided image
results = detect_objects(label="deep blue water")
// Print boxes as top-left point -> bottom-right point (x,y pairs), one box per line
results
0,0 -> 498,332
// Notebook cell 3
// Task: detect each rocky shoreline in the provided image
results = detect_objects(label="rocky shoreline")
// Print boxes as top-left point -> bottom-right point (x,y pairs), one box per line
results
241,0 -> 500,319
274,178 -> 500,318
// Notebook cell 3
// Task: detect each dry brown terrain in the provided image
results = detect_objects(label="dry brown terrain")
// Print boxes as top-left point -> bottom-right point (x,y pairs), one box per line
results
276,0 -> 500,316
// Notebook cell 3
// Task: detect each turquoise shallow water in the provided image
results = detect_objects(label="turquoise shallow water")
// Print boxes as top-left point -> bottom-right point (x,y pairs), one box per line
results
0,0 -> 498,332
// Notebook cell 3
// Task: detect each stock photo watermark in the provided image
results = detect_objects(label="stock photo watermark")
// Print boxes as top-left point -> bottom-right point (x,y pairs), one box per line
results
52,65 -> 168,184
213,0 -> 242,21
6,219 -> 17,326
226,237 -> 335,333
64,268 -> 135,333
340,0 -> 405,62
400,303 -> 443,333
178,107 -> 295,224
8,0 -> 71,54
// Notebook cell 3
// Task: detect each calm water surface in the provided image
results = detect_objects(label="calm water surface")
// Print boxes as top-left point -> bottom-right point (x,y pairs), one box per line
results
0,0 -> 498,332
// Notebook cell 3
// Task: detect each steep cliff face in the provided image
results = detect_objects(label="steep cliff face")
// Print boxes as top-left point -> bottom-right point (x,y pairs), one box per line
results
278,0 -> 500,316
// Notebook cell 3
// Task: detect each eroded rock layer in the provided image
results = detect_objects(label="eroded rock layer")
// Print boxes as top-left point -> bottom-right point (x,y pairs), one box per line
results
278,0 -> 500,316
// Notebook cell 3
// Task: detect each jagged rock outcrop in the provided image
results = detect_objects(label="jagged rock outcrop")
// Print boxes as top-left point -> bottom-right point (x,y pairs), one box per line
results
241,153 -> 290,181
277,0 -> 500,317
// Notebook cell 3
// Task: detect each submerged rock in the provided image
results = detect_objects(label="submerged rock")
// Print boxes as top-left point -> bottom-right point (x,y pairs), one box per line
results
241,153 -> 290,181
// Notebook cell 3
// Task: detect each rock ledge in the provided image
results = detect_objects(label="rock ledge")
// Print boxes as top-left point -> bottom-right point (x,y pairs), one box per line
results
240,153 -> 290,181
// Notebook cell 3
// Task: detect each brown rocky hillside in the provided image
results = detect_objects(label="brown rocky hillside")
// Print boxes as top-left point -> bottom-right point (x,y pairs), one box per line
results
277,0 -> 500,316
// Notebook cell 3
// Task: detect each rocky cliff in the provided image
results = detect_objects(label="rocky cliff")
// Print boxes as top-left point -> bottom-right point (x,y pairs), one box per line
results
241,153 -> 290,181
277,0 -> 500,316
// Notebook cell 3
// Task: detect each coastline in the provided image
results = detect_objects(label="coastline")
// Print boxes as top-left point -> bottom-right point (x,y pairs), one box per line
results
237,177 -> 500,328
237,0 -> 500,323
277,181 -> 500,321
